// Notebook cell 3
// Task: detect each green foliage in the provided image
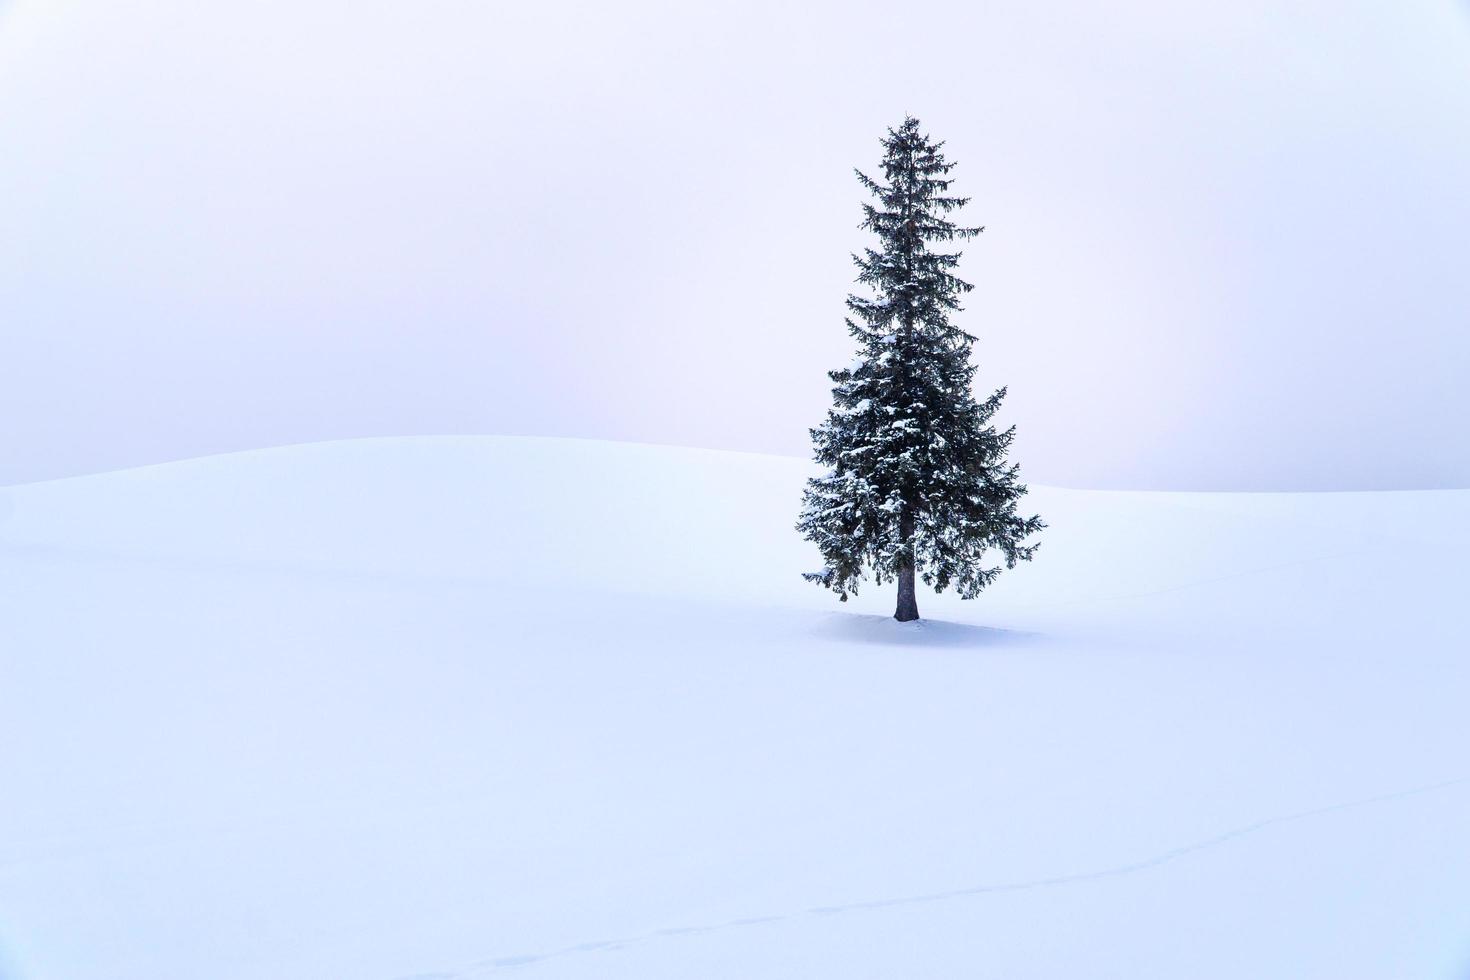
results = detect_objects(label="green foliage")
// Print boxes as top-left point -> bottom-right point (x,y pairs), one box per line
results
797,117 -> 1043,602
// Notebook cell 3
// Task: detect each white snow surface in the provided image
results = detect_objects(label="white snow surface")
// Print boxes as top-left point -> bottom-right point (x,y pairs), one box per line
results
1,435 -> 1468,979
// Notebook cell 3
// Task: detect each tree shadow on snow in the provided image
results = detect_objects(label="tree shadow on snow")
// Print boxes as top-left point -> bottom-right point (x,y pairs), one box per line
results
812,611 -> 1039,650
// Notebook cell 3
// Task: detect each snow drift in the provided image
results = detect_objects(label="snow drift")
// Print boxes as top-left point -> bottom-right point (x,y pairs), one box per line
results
1,436 -> 1467,979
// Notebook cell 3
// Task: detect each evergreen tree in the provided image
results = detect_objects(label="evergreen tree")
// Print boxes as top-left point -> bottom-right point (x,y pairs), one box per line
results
797,116 -> 1043,622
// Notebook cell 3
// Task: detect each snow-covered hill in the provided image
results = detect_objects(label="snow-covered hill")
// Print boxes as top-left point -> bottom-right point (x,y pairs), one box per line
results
1,436 -> 1467,979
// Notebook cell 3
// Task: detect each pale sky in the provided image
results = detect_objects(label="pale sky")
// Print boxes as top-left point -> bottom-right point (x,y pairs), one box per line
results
2,0 -> 1468,489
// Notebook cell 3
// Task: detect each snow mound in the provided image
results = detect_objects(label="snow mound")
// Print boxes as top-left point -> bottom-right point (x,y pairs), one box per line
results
1,436 -> 1467,979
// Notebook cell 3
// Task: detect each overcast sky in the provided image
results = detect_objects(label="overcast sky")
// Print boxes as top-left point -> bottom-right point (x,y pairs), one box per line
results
2,0 -> 1468,489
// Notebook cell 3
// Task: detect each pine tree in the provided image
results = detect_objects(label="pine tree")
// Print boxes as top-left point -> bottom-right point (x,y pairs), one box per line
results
797,116 -> 1043,622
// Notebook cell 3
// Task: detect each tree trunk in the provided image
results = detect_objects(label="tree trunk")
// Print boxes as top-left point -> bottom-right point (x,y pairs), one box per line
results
895,561 -> 919,621
895,509 -> 919,621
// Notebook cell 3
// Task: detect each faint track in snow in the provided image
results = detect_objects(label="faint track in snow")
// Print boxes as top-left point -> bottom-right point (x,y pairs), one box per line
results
410,773 -> 1470,978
